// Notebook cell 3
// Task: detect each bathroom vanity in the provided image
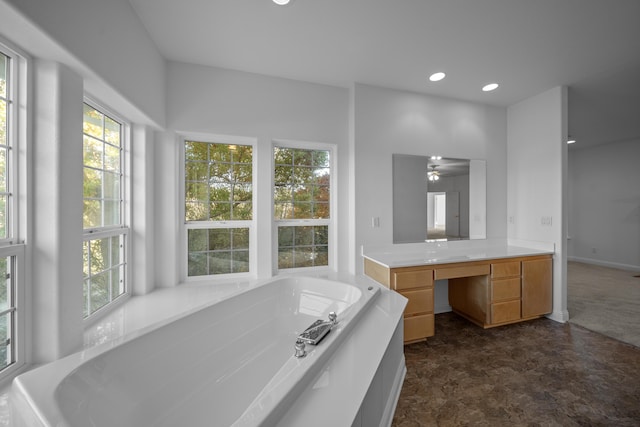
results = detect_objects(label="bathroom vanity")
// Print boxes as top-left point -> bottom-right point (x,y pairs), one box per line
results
363,240 -> 553,343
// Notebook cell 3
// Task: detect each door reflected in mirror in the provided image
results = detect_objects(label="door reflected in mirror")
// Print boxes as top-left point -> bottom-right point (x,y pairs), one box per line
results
392,154 -> 486,243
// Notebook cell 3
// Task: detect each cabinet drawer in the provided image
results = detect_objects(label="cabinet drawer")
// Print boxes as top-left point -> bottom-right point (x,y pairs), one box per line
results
401,288 -> 434,316
393,269 -> 433,291
404,313 -> 434,342
434,264 -> 490,280
491,278 -> 521,302
491,300 -> 521,324
491,261 -> 521,279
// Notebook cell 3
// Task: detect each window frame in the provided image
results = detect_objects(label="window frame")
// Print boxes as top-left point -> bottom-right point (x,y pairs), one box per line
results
82,99 -> 131,321
180,133 -> 257,281
272,139 -> 336,274
0,38 -> 28,380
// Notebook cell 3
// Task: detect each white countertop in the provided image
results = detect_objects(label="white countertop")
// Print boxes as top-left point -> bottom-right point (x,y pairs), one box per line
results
362,238 -> 554,269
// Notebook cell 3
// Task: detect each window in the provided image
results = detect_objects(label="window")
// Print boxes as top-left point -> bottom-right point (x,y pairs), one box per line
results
0,51 -> 10,240
184,139 -> 253,277
82,103 -> 128,317
0,42 -> 26,376
0,256 -> 15,371
273,145 -> 332,270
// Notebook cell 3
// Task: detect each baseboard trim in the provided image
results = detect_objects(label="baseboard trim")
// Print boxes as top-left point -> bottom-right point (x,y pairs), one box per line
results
380,355 -> 406,427
569,256 -> 640,273
435,304 -> 452,314
546,310 -> 569,323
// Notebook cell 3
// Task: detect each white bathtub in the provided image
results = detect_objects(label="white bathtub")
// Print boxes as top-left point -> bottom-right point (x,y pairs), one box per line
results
12,276 -> 381,427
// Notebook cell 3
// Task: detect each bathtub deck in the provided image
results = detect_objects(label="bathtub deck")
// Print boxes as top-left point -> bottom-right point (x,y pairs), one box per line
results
12,273 -> 407,427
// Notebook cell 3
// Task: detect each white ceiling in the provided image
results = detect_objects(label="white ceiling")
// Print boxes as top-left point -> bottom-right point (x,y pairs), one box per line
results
128,0 -> 640,149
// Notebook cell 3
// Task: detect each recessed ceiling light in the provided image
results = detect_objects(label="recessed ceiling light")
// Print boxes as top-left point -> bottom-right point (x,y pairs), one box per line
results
567,139 -> 576,144
429,72 -> 446,82
482,83 -> 499,92
273,0 -> 290,5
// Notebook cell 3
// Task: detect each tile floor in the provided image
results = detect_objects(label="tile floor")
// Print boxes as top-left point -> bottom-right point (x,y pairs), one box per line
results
392,312 -> 640,426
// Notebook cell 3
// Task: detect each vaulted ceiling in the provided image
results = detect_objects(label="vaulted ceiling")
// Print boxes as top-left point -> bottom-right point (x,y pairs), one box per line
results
129,0 -> 640,149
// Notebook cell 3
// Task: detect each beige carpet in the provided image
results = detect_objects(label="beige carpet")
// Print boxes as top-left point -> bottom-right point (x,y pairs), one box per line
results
568,261 -> 640,348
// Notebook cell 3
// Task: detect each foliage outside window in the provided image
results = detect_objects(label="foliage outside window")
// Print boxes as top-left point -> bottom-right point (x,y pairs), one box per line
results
0,52 -> 9,240
0,256 -> 14,371
274,146 -> 331,269
82,236 -> 125,317
185,141 -> 253,276
83,103 -> 127,317
0,46 -> 22,374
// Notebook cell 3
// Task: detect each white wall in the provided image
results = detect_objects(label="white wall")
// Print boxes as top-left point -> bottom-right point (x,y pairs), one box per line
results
1,0 -> 166,363
568,139 -> 640,270
352,83 -> 508,274
507,86 -> 568,322
31,61 -> 84,362
2,0 -> 166,127
155,62 -> 350,285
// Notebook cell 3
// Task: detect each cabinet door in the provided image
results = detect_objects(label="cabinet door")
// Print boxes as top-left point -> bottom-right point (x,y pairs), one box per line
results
522,258 -> 552,318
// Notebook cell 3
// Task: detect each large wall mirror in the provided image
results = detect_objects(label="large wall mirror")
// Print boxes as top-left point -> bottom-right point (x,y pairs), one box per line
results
392,154 -> 486,243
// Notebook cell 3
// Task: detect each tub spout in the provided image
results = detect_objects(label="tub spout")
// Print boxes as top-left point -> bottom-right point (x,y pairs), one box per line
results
297,312 -> 339,345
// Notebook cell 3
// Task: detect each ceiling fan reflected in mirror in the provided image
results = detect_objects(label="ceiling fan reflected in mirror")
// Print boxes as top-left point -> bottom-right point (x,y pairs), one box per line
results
428,165 -> 440,182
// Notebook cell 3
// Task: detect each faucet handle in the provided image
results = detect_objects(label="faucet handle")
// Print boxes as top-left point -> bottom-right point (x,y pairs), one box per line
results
328,312 -> 337,324
294,340 -> 307,358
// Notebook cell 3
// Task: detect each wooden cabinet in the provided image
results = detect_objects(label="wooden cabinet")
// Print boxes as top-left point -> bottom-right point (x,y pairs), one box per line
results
448,256 -> 552,328
364,253 -> 553,341
522,257 -> 553,318
392,267 -> 435,343
489,260 -> 521,325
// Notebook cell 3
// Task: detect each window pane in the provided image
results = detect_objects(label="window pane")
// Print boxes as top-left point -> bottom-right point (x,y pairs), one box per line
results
210,201 -> 231,221
208,228 -> 231,250
187,227 -> 250,277
232,250 -> 250,273
188,229 -> 207,252
0,257 -> 7,312
104,115 -> 121,146
83,199 -> 101,229
89,272 -> 109,315
185,141 -> 209,161
0,313 -> 10,371
104,200 -> 120,226
83,279 -> 90,318
83,135 -> 103,169
273,147 -> 330,221
293,149 -> 313,166
83,104 -> 103,139
83,103 -> 123,232
0,255 -> 13,371
0,100 -> 6,148
0,195 -> 7,239
277,225 -> 329,269
185,201 -> 207,221
185,141 -> 253,222
186,161 -> 208,182
104,144 -> 120,172
0,148 -> 5,193
83,234 -> 126,318
0,53 -> 7,98
208,252 -> 231,274
188,253 -> 208,277
83,168 -> 102,199
111,266 -> 123,299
